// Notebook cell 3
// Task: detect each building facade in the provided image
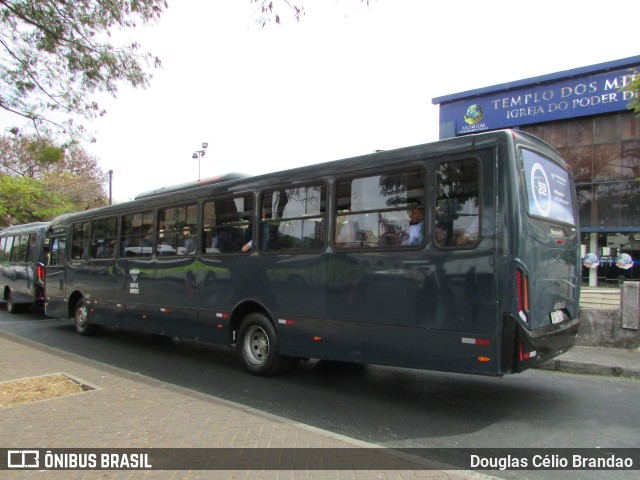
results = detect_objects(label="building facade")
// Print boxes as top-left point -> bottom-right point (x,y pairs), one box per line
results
432,56 -> 640,287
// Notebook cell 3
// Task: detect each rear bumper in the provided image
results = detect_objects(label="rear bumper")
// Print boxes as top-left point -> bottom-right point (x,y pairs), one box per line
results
501,314 -> 579,373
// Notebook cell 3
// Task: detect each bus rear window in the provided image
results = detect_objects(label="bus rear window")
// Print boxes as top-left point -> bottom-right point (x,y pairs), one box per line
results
522,149 -> 576,226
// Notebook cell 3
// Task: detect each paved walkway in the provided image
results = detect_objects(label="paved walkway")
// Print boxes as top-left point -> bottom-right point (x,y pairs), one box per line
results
0,331 -> 490,480
537,345 -> 640,379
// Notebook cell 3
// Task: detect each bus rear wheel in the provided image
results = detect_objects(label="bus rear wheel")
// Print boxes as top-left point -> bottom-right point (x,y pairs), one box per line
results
236,313 -> 297,376
74,298 -> 96,336
6,293 -> 22,314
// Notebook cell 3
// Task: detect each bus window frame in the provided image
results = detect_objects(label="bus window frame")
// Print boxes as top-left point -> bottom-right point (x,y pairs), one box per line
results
156,203 -> 199,257
202,193 -> 255,255
332,166 -> 427,251
433,156 -> 483,250
88,216 -> 119,260
121,209 -> 155,258
71,222 -> 91,261
519,146 -> 577,228
258,182 -> 328,254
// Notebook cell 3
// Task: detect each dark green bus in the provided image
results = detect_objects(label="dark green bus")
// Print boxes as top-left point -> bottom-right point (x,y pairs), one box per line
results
45,129 -> 580,376
1,222 -> 50,313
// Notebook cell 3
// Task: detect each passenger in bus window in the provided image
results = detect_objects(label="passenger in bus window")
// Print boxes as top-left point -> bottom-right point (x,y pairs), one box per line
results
335,214 -> 358,248
242,224 -> 273,251
248,206 -> 275,252
404,200 -> 424,246
40,245 -> 50,265
184,237 -> 196,254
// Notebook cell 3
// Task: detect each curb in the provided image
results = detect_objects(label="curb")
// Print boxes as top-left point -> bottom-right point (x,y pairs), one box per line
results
537,359 -> 640,380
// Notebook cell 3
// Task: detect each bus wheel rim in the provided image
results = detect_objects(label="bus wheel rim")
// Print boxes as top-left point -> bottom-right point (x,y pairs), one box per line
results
75,305 -> 88,329
244,325 -> 269,366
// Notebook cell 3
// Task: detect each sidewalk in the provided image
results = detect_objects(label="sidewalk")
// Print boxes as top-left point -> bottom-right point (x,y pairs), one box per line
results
0,331 -> 487,480
537,345 -> 640,379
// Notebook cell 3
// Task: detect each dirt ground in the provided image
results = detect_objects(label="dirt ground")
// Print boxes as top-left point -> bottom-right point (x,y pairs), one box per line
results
0,373 -> 88,408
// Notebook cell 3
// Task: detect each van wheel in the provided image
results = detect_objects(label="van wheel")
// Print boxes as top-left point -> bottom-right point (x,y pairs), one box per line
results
236,313 -> 297,376
74,298 -> 96,336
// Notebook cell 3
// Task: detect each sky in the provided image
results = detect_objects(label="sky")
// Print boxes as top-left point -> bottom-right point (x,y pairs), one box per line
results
5,0 -> 640,202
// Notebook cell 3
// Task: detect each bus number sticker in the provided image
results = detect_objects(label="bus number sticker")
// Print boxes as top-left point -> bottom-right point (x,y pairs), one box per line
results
530,162 -> 551,218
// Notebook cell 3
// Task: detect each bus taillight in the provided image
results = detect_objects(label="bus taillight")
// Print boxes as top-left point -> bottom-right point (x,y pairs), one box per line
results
36,263 -> 45,287
516,269 -> 529,323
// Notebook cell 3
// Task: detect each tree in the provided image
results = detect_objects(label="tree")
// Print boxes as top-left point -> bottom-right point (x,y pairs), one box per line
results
251,0 -> 304,27
625,72 -> 640,115
250,0 -> 372,27
0,0 -> 167,141
0,133 -> 108,226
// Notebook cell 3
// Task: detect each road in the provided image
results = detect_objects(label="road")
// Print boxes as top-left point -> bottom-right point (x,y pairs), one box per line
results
1,307 -> 639,479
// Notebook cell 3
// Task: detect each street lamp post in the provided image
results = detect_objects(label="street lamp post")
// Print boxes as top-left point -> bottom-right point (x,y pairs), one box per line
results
192,142 -> 208,181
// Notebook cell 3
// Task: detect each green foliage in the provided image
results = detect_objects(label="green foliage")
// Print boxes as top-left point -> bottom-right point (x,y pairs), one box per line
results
625,73 -> 640,116
0,175 -> 73,225
0,133 -> 108,226
0,0 -> 167,141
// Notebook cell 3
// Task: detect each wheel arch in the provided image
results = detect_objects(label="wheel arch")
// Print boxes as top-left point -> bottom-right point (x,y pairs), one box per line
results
68,290 -> 84,318
229,300 -> 273,344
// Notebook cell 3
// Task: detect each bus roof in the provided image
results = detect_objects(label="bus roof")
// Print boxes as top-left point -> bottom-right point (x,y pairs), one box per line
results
0,222 -> 50,235
134,173 -> 251,200
48,129 -> 560,225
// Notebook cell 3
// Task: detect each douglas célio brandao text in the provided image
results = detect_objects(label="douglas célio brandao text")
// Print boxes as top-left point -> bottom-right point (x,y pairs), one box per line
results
470,453 -> 635,470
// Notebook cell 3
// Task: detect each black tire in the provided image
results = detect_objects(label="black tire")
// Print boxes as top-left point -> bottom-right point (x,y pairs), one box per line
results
74,298 -> 96,336
236,313 -> 298,376
6,293 -> 22,314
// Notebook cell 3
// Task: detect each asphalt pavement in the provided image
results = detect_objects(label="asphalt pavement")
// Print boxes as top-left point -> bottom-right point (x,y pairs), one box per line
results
0,328 -> 638,479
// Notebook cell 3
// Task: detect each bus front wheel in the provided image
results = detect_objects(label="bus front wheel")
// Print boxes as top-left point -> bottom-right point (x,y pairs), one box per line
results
74,298 -> 96,336
236,313 -> 297,376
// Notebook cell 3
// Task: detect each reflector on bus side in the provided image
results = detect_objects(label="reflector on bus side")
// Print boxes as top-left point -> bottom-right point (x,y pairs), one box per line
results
461,337 -> 491,346
519,343 -> 537,361
36,264 -> 45,286
516,269 -> 530,323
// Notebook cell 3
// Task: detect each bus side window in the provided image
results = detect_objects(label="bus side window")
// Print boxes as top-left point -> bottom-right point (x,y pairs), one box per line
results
90,217 -> 118,259
260,185 -> 326,252
435,159 -> 481,248
13,235 -> 29,262
122,211 -> 154,257
49,237 -> 66,266
2,236 -> 14,263
26,234 -> 37,263
71,222 -> 90,260
334,170 -> 425,249
203,195 -> 253,254
157,204 -> 197,256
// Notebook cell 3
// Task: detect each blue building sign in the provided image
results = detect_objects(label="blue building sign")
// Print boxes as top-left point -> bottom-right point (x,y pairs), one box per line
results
433,57 -> 640,137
